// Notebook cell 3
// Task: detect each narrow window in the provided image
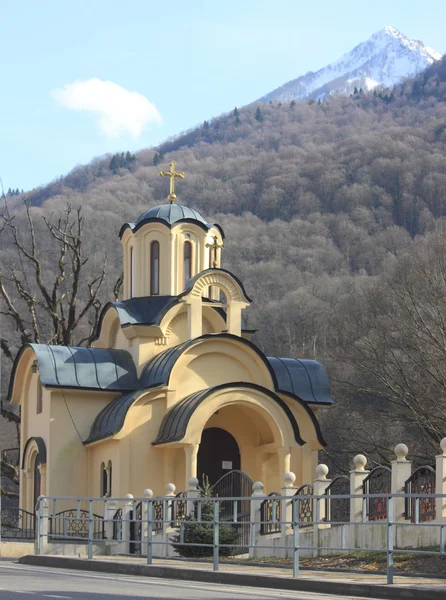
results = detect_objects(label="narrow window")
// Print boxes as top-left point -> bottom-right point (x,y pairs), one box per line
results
184,241 -> 192,287
150,241 -> 160,295
101,462 -> 108,497
130,246 -> 135,298
37,381 -> 43,414
108,460 -> 113,496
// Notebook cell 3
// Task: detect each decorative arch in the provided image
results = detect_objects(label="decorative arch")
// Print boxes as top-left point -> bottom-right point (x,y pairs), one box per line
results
22,437 -> 47,470
153,383 -> 303,448
180,268 -> 252,304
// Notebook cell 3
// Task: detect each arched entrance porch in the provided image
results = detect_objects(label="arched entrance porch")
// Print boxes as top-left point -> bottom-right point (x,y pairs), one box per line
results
154,383 -> 303,492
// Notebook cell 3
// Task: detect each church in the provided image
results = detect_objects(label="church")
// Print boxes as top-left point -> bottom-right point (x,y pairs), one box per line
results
8,162 -> 333,512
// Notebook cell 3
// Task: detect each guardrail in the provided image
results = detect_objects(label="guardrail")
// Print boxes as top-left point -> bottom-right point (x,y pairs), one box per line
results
34,491 -> 446,585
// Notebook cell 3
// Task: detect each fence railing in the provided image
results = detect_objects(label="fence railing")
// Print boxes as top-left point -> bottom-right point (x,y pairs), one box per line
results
0,507 -> 35,540
260,493 -> 281,535
34,492 -> 446,585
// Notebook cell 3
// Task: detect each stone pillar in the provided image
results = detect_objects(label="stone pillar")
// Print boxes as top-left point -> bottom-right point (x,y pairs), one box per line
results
122,493 -> 134,554
35,497 -> 49,555
105,499 -> 118,541
164,483 -> 176,534
435,438 -> 446,522
186,297 -> 202,339
186,476 -> 199,517
141,489 -> 153,555
184,444 -> 199,490
249,481 -> 266,559
281,472 -> 297,551
313,464 -> 331,526
227,301 -> 242,336
350,455 -> 369,522
277,447 -> 291,487
391,444 -> 412,522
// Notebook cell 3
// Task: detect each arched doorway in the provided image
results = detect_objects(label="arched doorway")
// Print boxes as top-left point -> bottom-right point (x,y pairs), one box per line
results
197,428 -> 240,486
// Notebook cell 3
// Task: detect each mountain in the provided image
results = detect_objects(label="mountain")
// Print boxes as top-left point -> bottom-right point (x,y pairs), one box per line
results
259,26 -> 442,103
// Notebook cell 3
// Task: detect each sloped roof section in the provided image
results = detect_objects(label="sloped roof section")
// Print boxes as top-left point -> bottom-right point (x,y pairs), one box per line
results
16,344 -> 138,394
85,390 -> 142,444
109,296 -> 178,327
119,203 -> 225,238
267,357 -> 332,405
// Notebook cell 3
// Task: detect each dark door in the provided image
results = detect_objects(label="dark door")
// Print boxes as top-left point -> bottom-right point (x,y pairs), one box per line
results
197,428 -> 241,486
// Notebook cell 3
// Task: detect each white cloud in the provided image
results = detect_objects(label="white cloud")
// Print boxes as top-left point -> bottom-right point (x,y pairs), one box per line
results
51,78 -> 162,138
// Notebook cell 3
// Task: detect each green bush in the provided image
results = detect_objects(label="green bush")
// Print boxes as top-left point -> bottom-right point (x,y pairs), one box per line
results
173,479 -> 240,558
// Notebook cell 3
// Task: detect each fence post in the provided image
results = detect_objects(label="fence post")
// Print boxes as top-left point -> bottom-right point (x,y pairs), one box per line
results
281,472 -> 297,554
142,489 -> 153,556
249,481 -> 266,559
35,497 -> 49,555
350,455 -> 369,522
391,444 -> 411,522
87,500 -> 94,560
186,477 -> 199,516
163,483 -> 176,555
105,499 -> 117,541
312,465 -> 331,558
435,438 -> 446,522
122,493 -> 134,554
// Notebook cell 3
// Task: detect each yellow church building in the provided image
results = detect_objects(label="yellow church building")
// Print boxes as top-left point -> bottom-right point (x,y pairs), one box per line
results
8,163 -> 332,512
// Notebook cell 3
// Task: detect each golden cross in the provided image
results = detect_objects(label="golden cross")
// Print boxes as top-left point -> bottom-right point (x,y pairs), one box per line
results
205,235 -> 224,268
159,161 -> 186,203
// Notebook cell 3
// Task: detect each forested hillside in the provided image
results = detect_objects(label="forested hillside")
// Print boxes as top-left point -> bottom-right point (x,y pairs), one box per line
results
1,57 -> 446,471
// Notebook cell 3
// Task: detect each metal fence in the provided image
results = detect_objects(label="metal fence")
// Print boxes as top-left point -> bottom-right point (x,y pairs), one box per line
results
34,491 -> 446,585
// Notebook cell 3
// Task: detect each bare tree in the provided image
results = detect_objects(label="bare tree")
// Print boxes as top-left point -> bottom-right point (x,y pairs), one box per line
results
332,230 -> 446,457
0,199 -> 109,497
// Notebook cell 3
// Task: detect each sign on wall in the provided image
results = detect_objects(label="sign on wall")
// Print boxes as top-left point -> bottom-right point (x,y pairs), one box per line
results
222,461 -> 232,470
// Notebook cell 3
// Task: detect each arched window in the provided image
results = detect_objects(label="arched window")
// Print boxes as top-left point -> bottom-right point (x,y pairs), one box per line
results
130,246 -> 135,298
150,241 -> 160,295
184,241 -> 192,287
101,462 -> 108,497
107,460 -> 113,496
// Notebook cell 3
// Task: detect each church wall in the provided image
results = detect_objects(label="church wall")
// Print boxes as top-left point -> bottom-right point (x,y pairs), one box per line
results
48,391 -> 116,499
20,370 -> 51,511
170,340 -> 275,403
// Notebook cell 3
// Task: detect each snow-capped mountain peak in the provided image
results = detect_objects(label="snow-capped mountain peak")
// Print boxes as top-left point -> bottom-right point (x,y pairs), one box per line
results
260,27 -> 442,103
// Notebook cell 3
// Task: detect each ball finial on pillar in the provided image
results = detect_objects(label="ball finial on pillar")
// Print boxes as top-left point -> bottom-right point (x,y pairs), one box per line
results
284,472 -> 296,487
353,454 -> 367,471
143,489 -> 153,498
252,481 -> 265,496
440,438 -> 446,456
188,477 -> 199,489
315,464 -> 329,480
394,443 -> 409,462
165,483 -> 176,495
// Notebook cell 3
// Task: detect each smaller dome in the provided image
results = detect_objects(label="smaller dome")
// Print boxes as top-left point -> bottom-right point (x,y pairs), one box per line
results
136,204 -> 209,227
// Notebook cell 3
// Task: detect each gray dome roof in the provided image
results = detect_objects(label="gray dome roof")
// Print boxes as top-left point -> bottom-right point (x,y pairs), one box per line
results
119,203 -> 224,238
136,204 -> 209,226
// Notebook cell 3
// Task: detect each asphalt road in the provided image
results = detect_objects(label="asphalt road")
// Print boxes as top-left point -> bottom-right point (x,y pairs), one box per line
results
0,562 -> 371,600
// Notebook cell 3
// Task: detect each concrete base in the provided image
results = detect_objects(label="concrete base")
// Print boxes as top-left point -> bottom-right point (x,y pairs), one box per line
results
19,554 -> 446,600
0,542 -> 34,558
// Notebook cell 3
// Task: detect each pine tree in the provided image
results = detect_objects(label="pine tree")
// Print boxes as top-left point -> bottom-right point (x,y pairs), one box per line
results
353,86 -> 359,95
233,107 -> 239,117
290,100 -> 296,108
255,106 -> 264,122
203,120 -> 210,130
109,155 -> 119,172
153,152 -> 160,166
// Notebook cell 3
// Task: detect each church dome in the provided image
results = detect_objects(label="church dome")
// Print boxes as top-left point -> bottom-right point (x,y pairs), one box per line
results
136,204 -> 209,227
119,203 -> 222,238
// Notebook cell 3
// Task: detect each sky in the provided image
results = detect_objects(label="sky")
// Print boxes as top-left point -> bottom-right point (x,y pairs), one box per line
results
0,0 -> 445,193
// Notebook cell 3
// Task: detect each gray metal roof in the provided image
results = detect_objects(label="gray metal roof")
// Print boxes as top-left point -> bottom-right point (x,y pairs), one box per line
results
110,296 -> 178,327
267,357 -> 332,405
85,390 -> 142,444
153,383 -> 305,446
10,344 -> 138,396
119,204 -> 225,238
